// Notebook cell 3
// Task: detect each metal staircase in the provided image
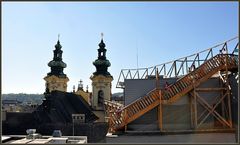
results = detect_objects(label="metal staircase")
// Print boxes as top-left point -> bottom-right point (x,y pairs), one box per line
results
107,54 -> 237,132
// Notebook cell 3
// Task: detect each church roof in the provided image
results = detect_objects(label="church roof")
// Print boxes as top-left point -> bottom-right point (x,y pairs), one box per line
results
33,91 -> 98,124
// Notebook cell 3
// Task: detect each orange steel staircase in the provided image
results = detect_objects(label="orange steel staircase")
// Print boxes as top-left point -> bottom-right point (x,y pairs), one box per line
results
106,54 -> 238,133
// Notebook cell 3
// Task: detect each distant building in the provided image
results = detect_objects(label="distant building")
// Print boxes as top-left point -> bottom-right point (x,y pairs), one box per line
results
111,93 -> 123,104
2,100 -> 22,112
74,80 -> 91,105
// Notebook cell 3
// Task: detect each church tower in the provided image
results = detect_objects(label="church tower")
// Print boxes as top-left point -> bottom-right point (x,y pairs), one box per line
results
44,37 -> 69,92
91,34 -> 113,112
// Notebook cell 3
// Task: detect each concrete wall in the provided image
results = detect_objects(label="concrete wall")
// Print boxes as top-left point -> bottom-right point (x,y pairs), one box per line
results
124,76 -> 177,105
124,76 -> 237,131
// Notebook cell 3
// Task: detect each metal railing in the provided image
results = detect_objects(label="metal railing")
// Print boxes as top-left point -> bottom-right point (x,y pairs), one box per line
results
116,37 -> 239,88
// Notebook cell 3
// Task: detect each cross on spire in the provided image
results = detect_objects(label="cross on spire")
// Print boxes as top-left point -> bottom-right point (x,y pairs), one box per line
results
101,33 -> 104,40
58,34 -> 60,41
78,79 -> 83,91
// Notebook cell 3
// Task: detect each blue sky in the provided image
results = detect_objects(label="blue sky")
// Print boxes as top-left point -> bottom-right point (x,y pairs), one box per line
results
2,2 -> 238,94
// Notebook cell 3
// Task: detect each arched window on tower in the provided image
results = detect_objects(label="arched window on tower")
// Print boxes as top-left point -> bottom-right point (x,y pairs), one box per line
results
98,90 -> 104,107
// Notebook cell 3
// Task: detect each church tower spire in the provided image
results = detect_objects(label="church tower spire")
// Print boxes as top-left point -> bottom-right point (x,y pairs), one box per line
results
93,33 -> 111,76
91,34 -> 113,122
44,36 -> 69,93
47,37 -> 67,77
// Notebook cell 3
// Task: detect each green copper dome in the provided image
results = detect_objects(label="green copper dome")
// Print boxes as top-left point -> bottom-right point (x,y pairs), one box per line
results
93,59 -> 111,67
93,38 -> 112,76
47,39 -> 67,77
48,60 -> 67,68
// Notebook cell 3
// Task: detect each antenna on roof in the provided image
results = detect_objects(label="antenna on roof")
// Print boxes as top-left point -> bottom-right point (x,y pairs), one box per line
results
136,37 -> 139,70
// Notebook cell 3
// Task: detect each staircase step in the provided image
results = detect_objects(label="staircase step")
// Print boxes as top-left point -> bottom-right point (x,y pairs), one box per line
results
136,101 -> 144,110
147,95 -> 155,102
168,88 -> 175,97
140,100 -> 147,108
144,97 -> 152,105
126,109 -> 133,117
171,86 -> 178,95
176,82 -> 184,91
132,105 -> 139,113
128,106 -> 136,115
133,104 -> 140,112
140,98 -> 148,107
150,93 -> 158,100
206,62 -> 212,71
163,92 -> 170,100
173,84 -> 181,93
136,102 -> 143,110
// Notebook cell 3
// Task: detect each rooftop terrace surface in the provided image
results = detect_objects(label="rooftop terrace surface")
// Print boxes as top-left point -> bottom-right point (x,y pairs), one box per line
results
106,133 -> 237,143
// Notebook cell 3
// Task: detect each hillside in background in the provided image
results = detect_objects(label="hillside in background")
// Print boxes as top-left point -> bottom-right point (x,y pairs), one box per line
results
2,92 -> 123,105
112,92 -> 123,98
2,93 -> 44,104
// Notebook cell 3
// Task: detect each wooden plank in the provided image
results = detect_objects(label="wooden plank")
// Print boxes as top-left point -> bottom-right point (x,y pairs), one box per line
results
138,101 -> 145,109
179,82 -> 185,90
127,107 -> 134,117
211,58 -> 218,67
193,88 -> 198,129
189,93 -> 194,129
209,60 -> 215,68
129,105 -> 137,114
137,101 -> 144,109
134,102 -> 141,111
225,56 -> 233,128
158,92 -> 163,131
140,100 -> 147,108
141,98 -> 148,106
199,69 -> 206,77
132,104 -> 139,113
162,91 -> 167,100
144,97 -> 151,105
171,86 -> 177,95
205,62 -> 212,71
175,82 -> 183,91
147,97 -> 154,104
180,81 -> 187,88
153,91 -> 160,99
147,95 -> 154,102
126,109 -> 131,118
151,93 -> 158,100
